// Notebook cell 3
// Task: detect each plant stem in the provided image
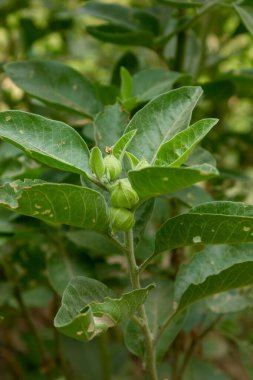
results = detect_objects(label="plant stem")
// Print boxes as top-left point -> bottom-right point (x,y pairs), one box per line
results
124,229 -> 158,380
98,333 -> 111,380
154,0 -> 219,47
51,293 -> 73,380
14,285 -> 54,380
176,315 -> 222,380
174,10 -> 188,72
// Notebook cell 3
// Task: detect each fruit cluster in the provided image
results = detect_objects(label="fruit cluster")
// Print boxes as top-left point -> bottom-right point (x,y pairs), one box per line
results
89,148 -> 139,231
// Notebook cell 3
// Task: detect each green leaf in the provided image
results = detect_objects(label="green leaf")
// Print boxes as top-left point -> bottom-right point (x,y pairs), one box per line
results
186,146 -> 216,168
113,130 -> 137,161
54,276 -> 154,341
155,119 -> 218,167
82,1 -> 160,35
234,1 -> 253,36
125,86 -> 203,163
47,250 -> 95,296
89,147 -> 105,179
174,244 -> 253,312
0,111 -> 90,176
168,185 -> 213,208
66,230 -> 123,257
129,164 -> 218,201
132,69 -> 190,103
4,60 -> 101,117
155,201 -> 253,255
120,67 -> 133,101
206,289 -> 253,314
94,104 -> 129,151
86,24 -> 155,48
0,180 -> 109,232
157,0 -> 203,8
125,151 -> 140,169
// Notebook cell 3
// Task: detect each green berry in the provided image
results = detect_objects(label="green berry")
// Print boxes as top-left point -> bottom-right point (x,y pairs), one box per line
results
109,207 -> 135,231
89,146 -> 105,179
104,154 -> 122,181
110,179 -> 139,209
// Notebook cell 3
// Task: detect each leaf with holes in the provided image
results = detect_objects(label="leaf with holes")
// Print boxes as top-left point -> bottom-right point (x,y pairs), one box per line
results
54,276 -> 154,341
0,180 -> 109,232
155,201 -> 253,255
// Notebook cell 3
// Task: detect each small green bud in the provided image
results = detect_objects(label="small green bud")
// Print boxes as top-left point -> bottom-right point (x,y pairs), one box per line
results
110,179 -> 139,209
109,207 -> 135,231
89,146 -> 105,179
104,154 -> 122,181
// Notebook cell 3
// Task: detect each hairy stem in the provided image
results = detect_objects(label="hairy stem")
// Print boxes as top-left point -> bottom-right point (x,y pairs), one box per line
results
124,229 -> 158,380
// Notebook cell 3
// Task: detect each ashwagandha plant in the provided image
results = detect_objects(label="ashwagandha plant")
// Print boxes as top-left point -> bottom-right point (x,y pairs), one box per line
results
2,56 -> 253,379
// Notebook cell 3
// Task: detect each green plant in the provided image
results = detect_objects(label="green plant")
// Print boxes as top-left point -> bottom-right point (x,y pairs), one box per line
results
1,1 -> 253,379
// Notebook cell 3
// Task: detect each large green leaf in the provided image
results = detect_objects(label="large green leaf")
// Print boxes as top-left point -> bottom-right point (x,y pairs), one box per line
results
0,180 -> 109,232
155,201 -> 253,255
157,0 -> 203,8
125,86 -> 203,163
66,230 -> 123,257
0,111 -> 90,176
132,69 -> 189,103
86,25 -> 154,48
206,289 -> 253,314
174,244 -> 253,312
234,1 -> 253,36
168,185 -> 213,208
54,276 -> 153,341
155,118 -> 218,167
94,104 -> 129,151
128,164 -> 217,201
4,61 -> 101,117
82,1 -> 160,35
47,250 -> 95,296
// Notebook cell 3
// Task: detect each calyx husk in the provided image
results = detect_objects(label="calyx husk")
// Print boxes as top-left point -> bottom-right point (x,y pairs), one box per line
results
110,179 -> 139,209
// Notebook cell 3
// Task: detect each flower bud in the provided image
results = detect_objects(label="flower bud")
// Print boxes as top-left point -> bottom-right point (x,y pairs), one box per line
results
104,154 -> 122,181
89,146 -> 105,179
110,179 -> 139,209
109,207 -> 135,231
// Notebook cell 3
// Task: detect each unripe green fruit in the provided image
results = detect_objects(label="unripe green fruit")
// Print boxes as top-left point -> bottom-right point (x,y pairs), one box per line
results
104,155 -> 122,181
110,179 -> 139,209
109,207 -> 135,231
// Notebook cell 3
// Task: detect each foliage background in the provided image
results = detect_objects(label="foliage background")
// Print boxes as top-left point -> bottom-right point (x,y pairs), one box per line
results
0,0 -> 253,379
